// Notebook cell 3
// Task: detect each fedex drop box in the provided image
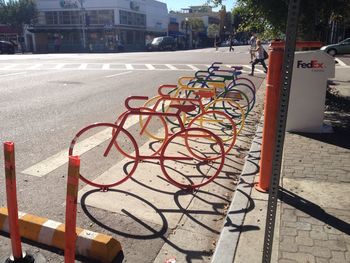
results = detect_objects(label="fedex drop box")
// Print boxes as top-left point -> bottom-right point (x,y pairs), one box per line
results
286,51 -> 335,132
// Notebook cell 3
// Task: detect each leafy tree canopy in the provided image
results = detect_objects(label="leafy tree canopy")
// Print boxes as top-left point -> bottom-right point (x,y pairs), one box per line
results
231,0 -> 350,41
0,0 -> 37,28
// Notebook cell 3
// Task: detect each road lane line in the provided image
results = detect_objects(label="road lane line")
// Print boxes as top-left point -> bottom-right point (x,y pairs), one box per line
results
145,64 -> 155,70
53,63 -> 65,69
187,65 -> 199,71
105,71 -> 132,78
0,72 -> 27,77
165,64 -> 177,70
27,64 -> 42,70
335,58 -> 347,67
78,63 -> 88,70
125,64 -> 133,70
20,99 -> 171,178
102,64 -> 110,70
21,115 -> 140,177
2,64 -> 17,69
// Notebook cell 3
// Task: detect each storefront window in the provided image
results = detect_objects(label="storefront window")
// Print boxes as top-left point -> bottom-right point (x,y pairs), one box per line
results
99,10 -> 113,25
62,11 -> 71,24
70,11 -> 80,24
45,11 -> 59,25
119,10 -> 146,27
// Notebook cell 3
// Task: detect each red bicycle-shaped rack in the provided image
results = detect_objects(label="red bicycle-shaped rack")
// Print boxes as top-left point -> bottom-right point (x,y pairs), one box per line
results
69,96 -> 226,190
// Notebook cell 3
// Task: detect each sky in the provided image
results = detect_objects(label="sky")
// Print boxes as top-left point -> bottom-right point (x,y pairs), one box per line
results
158,0 -> 237,12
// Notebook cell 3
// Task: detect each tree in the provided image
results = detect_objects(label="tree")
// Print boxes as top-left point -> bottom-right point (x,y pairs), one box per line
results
0,0 -> 37,30
207,24 -> 220,38
232,0 -> 350,42
187,17 -> 206,33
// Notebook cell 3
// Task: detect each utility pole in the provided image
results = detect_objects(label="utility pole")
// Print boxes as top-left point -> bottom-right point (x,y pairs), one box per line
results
79,0 -> 86,50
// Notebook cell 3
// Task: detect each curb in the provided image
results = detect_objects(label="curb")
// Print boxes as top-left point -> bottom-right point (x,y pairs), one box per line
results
211,121 -> 263,263
0,207 -> 121,263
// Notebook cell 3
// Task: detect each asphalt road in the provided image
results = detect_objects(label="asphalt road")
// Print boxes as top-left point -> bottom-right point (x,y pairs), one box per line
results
0,45 -> 265,262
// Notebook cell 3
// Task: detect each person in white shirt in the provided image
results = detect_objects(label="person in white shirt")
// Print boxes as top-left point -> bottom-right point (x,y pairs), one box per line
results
249,32 -> 257,63
249,39 -> 268,76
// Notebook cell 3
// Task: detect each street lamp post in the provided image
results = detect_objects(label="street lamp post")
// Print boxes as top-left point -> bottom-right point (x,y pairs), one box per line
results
185,17 -> 189,49
79,0 -> 86,50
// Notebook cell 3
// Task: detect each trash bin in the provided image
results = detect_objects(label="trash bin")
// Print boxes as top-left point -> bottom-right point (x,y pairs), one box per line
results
286,50 -> 335,132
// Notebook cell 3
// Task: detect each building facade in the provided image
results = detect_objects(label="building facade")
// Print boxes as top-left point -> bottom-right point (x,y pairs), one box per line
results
27,0 -> 168,52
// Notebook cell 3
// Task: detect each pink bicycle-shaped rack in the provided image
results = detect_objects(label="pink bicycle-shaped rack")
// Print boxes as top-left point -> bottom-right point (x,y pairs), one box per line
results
69,96 -> 226,190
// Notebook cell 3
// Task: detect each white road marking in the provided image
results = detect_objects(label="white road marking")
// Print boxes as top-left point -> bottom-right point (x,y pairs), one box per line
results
105,71 -> 132,78
78,63 -> 88,70
125,64 -> 133,70
335,58 -> 347,67
27,64 -> 42,70
102,64 -> 110,70
0,72 -> 27,77
21,100 -> 169,177
21,116 -> 139,177
165,64 -> 177,70
2,64 -> 17,69
187,64 -> 199,71
145,64 -> 155,70
53,63 -> 65,69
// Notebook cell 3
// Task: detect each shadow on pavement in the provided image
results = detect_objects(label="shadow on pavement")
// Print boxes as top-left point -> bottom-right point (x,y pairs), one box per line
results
278,187 -> 350,235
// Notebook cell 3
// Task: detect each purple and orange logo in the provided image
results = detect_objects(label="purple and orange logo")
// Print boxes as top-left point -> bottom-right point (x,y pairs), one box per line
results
297,60 -> 324,69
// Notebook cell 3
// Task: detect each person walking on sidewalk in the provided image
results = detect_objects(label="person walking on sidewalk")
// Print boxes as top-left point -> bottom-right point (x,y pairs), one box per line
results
249,39 -> 268,76
249,32 -> 257,63
229,35 -> 234,52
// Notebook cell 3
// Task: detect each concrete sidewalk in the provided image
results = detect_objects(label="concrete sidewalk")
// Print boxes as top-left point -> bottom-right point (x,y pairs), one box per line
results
213,67 -> 350,262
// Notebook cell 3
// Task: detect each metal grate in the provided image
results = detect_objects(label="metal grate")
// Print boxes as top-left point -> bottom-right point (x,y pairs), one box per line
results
262,0 -> 301,262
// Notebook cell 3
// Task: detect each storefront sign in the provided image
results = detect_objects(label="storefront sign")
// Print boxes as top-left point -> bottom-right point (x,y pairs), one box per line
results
59,0 -> 79,9
130,1 -> 140,11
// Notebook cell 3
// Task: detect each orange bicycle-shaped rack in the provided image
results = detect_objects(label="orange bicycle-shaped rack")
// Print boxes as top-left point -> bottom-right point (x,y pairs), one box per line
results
69,96 -> 226,190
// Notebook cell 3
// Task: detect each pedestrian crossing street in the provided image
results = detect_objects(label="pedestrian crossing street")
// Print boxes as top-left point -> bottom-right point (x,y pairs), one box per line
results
0,63 -> 267,74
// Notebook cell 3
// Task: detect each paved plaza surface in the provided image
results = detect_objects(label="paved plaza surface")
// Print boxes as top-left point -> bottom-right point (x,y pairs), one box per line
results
221,59 -> 350,263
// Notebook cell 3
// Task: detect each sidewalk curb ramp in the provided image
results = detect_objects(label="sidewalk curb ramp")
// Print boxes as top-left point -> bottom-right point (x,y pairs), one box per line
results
211,121 -> 263,263
0,207 -> 122,263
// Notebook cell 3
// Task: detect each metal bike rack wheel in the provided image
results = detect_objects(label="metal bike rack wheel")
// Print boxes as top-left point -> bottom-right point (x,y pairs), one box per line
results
69,122 -> 139,189
160,127 -> 225,189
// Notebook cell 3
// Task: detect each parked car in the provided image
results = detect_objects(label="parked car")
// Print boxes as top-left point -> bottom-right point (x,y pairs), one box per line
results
0,40 -> 15,54
148,36 -> 176,51
320,38 -> 350,56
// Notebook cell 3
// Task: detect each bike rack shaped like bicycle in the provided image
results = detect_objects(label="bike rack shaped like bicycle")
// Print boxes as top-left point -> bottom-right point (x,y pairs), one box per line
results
69,96 -> 226,191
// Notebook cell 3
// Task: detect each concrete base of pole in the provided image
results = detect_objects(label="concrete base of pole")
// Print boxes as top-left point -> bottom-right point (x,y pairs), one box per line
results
1,251 -> 46,263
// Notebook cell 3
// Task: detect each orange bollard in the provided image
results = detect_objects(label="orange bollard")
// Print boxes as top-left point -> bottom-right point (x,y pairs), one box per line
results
255,42 -> 284,192
64,155 -> 80,263
4,142 -> 23,260
255,40 -> 323,192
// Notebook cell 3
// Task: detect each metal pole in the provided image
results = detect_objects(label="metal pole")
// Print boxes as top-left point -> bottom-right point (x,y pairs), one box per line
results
262,0 -> 300,262
80,0 -> 86,50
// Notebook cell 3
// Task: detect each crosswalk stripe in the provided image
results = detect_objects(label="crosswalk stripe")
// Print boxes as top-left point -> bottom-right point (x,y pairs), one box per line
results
125,64 -> 133,70
78,63 -> 88,70
27,64 -> 42,70
102,64 -> 110,70
187,65 -> 199,71
145,64 -> 155,70
165,64 -> 177,70
53,63 -> 65,69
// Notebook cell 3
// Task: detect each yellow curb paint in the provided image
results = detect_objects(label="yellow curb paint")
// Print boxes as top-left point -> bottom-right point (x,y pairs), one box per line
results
51,223 -> 65,249
0,208 -> 122,262
20,214 -> 48,241
0,207 -> 8,229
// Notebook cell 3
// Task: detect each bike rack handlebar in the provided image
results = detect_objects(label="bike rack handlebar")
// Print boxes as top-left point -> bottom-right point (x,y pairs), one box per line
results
125,96 -> 149,110
158,84 -> 177,97
211,62 -> 223,67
